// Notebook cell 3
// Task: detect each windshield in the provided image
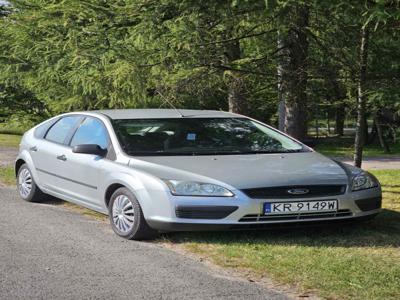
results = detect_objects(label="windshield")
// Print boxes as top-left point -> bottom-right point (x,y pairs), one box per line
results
112,118 -> 306,156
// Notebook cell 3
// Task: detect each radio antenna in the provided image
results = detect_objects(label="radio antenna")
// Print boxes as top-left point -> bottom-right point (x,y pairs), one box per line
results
157,90 -> 185,117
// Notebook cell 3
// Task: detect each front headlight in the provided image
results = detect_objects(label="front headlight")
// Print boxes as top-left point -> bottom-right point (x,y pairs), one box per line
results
163,180 -> 234,197
351,172 -> 379,191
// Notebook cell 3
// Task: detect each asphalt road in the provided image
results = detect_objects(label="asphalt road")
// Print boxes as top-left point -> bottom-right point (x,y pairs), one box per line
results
0,188 -> 288,300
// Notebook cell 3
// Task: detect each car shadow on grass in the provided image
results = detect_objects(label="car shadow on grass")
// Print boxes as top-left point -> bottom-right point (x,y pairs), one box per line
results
163,209 -> 400,248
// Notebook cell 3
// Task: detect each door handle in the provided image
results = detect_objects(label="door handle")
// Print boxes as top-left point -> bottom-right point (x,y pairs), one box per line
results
29,146 -> 38,152
57,154 -> 67,161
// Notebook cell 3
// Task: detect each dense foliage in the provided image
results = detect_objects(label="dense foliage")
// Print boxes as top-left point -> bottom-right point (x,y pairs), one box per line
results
0,1 -> 399,159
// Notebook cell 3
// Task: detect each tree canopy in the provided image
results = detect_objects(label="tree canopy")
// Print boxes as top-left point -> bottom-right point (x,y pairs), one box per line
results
1,0 -> 399,163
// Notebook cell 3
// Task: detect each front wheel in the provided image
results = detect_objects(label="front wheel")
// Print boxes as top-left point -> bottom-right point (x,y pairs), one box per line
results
17,163 -> 47,202
108,187 -> 158,240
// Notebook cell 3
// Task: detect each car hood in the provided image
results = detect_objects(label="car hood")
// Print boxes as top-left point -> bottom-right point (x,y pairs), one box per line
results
129,152 -> 348,190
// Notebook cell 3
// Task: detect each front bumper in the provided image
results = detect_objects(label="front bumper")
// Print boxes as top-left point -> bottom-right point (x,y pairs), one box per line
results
144,186 -> 382,232
148,212 -> 380,232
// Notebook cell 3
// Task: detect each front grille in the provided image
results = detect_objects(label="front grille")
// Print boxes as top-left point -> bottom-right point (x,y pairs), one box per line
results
239,209 -> 353,222
175,205 -> 238,219
355,197 -> 382,211
242,185 -> 346,199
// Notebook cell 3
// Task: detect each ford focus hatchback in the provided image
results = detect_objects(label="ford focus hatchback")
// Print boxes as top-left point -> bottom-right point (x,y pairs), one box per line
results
15,109 -> 382,240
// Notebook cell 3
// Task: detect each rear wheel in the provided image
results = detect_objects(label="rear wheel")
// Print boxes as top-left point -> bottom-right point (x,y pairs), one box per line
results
17,164 -> 47,202
108,187 -> 158,240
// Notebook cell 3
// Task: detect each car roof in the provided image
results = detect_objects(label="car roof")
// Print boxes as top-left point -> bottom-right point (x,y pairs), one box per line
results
89,109 -> 240,120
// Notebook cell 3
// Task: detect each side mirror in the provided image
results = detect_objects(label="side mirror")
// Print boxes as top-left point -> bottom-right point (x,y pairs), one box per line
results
72,144 -> 107,157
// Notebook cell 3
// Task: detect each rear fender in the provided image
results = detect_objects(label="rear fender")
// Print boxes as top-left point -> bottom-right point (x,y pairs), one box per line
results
15,150 -> 42,187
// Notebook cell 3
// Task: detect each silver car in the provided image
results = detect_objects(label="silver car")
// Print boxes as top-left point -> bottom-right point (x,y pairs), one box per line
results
15,109 -> 382,240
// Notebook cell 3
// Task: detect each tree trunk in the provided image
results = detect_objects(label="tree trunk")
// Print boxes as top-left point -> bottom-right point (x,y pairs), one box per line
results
353,26 -> 369,168
367,119 -> 377,144
228,75 -> 246,114
363,117 -> 369,144
225,40 -> 247,114
375,116 -> 390,153
285,101 -> 308,139
278,4 -> 309,141
327,111 -> 331,135
315,109 -> 319,139
277,31 -> 286,131
278,100 -> 285,131
389,125 -> 397,144
335,104 -> 345,136
328,67 -> 346,136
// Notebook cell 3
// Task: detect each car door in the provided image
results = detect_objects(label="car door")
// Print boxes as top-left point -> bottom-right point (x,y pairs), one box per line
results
61,116 -> 111,208
30,115 -> 83,193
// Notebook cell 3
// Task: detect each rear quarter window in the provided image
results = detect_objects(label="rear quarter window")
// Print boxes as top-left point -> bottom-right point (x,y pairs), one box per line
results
33,118 -> 60,139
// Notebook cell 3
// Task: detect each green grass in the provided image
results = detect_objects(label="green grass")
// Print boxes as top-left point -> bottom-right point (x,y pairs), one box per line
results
0,127 -> 25,135
314,136 -> 400,157
0,120 -> 32,135
0,133 -> 22,147
0,166 -> 15,186
161,170 -> 400,300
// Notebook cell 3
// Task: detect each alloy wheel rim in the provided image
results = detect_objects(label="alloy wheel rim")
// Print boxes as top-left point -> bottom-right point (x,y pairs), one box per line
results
18,168 -> 32,199
112,195 -> 135,233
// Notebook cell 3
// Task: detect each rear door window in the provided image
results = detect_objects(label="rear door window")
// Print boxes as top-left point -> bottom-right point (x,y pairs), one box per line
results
45,116 -> 82,145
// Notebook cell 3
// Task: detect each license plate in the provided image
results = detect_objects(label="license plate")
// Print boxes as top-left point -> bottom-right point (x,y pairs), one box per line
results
263,200 -> 337,214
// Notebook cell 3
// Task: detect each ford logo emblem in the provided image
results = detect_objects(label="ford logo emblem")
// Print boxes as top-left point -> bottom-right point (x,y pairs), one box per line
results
287,188 -> 310,195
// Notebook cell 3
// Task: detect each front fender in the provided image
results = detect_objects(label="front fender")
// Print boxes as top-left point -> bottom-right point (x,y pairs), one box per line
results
101,170 -> 168,218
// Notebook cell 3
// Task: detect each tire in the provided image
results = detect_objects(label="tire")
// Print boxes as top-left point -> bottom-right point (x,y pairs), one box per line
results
108,187 -> 158,240
16,163 -> 47,202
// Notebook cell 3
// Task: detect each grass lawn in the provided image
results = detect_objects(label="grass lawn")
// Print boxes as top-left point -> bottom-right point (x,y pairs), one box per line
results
314,136 -> 400,157
0,133 -> 22,148
161,170 -> 400,300
0,166 -> 15,186
0,124 -> 27,136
